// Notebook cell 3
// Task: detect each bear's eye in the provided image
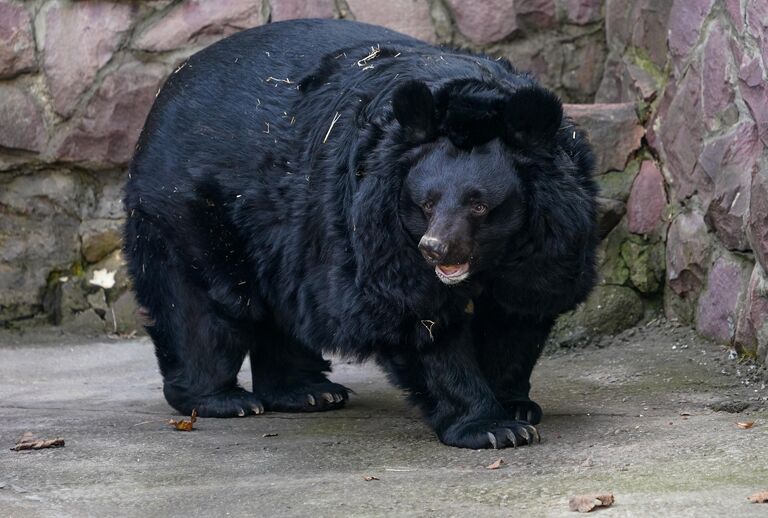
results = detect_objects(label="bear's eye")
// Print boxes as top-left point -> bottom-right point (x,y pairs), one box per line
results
422,200 -> 434,214
471,202 -> 488,216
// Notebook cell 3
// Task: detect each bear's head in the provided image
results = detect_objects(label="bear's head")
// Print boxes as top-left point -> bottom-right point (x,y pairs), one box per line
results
392,79 -> 583,286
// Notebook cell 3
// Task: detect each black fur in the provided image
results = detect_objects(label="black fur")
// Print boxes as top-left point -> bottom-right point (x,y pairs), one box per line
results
124,19 -> 598,449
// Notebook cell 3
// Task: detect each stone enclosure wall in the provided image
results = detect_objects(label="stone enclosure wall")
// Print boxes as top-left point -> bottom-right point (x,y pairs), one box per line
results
594,0 -> 768,366
0,0 -> 766,367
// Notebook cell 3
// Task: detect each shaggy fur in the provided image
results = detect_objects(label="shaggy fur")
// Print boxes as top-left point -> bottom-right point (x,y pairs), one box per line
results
124,19 -> 598,449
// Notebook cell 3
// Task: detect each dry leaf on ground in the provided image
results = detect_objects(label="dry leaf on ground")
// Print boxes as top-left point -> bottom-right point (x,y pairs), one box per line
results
568,494 -> 615,513
11,432 -> 65,451
748,491 -> 768,503
363,476 -> 379,481
486,459 -> 504,470
168,409 -> 197,431
737,421 -> 755,429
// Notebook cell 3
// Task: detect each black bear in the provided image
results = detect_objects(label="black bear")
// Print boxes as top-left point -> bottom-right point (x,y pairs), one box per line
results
124,19 -> 598,449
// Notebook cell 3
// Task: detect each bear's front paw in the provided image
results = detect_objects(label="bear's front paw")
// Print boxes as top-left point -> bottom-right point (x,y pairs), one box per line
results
502,398 -> 542,425
440,418 -> 540,449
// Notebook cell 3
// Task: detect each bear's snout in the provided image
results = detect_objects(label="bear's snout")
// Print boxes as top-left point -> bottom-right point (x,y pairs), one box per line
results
419,234 -> 473,285
418,235 -> 448,263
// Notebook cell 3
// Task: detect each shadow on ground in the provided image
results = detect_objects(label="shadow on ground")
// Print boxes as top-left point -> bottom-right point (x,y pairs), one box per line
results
1,320 -> 767,517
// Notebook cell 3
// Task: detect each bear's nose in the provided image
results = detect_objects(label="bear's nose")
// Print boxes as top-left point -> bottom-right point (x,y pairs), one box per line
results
418,236 -> 448,263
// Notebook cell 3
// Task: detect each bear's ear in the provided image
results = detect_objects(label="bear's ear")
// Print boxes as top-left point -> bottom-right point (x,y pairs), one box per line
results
392,80 -> 435,143
503,87 -> 563,145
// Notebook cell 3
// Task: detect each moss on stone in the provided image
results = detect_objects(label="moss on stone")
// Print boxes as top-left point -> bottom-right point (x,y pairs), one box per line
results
620,238 -> 665,294
627,46 -> 666,87
595,161 -> 640,202
599,224 -> 631,286
550,285 -> 644,346
70,261 -> 86,277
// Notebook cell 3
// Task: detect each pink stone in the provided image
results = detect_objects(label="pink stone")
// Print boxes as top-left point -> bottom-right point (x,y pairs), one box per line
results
702,122 -> 759,251
345,0 -> 435,42
695,254 -> 751,343
594,55 -> 624,103
565,103 -> 644,174
560,34 -> 607,97
739,54 -> 764,88
668,0 -> 716,71
701,21 -> 734,131
746,1 -> 768,67
446,0 -> 518,45
562,0 -> 602,25
604,0 -> 627,48
666,209 -> 711,298
271,0 -> 335,21
626,161 -> 666,235
0,1 -> 36,78
632,1 -> 673,67
516,0 -> 557,30
656,63 -> 708,201
55,59 -> 167,166
41,1 -> 137,117
696,133 -> 729,185
748,163 -> 768,273
738,55 -> 768,146
624,60 -> 659,101
135,0 -> 264,52
725,0 -> 744,31
697,121 -> 759,184
0,84 -> 46,152
735,264 -> 768,356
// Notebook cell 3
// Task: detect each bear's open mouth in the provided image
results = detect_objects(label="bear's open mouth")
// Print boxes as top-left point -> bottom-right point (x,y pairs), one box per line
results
435,263 -> 470,284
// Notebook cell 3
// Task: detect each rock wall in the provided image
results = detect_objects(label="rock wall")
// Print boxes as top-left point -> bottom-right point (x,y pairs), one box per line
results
592,0 -> 768,366
0,0 -> 765,368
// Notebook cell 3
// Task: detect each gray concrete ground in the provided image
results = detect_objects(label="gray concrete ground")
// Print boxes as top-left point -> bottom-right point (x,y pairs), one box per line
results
1,321 -> 767,518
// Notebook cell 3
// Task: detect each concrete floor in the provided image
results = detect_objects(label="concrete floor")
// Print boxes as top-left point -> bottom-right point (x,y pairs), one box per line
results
1,321 -> 767,517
